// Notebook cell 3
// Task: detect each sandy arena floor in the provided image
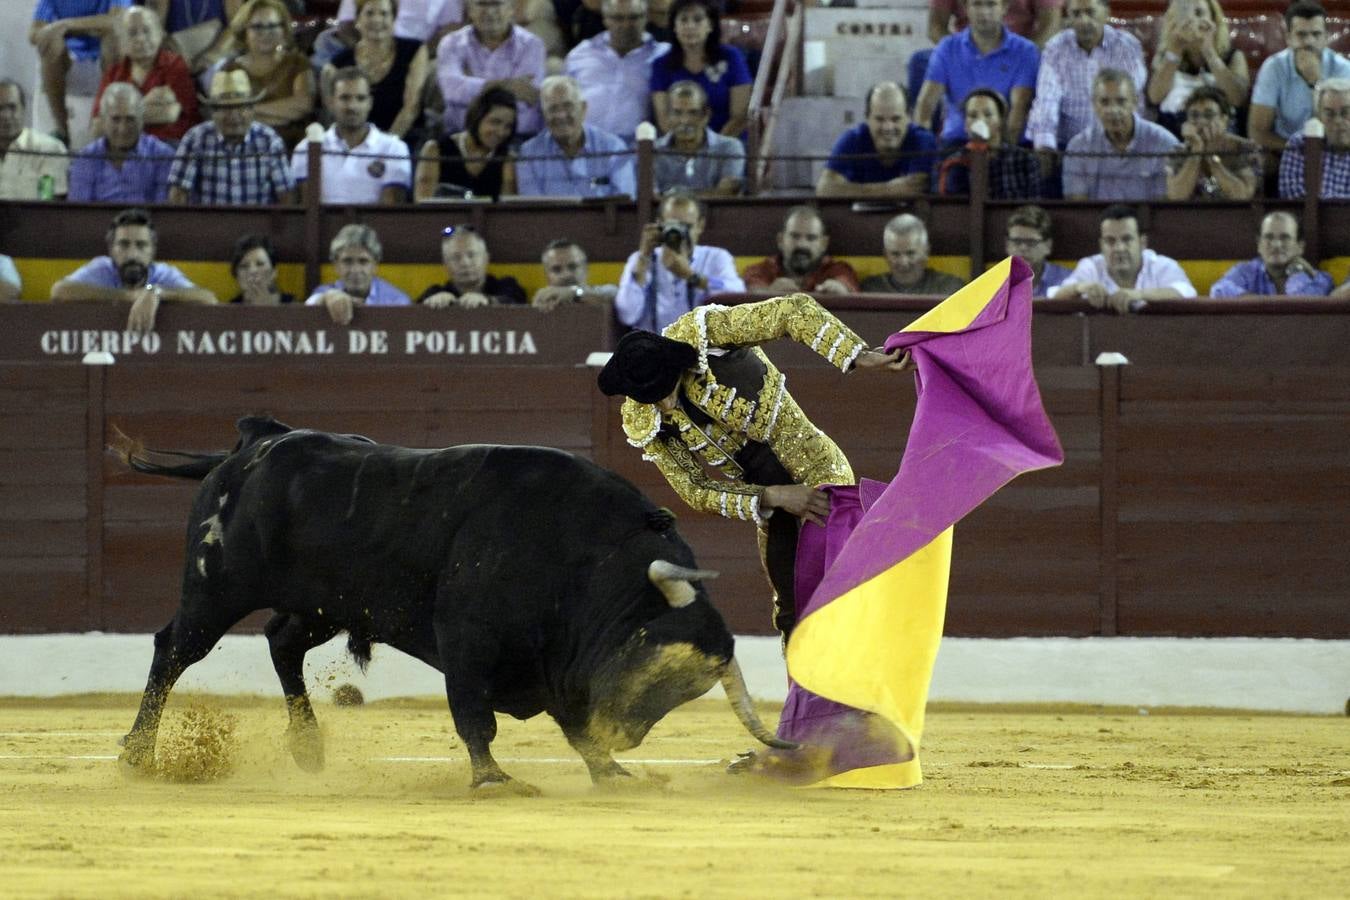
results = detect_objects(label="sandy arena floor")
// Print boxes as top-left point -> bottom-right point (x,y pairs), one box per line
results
1,695 -> 1347,899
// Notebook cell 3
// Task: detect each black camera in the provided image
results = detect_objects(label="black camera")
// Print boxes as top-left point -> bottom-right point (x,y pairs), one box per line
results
659,221 -> 692,251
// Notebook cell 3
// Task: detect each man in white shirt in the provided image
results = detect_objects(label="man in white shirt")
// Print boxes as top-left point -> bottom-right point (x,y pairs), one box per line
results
564,0 -> 669,143
291,68 -> 411,205
615,190 -> 744,333
1051,204 -> 1196,311
0,80 -> 69,200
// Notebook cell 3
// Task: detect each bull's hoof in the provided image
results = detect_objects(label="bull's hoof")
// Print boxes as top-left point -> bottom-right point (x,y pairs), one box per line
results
725,746 -> 830,785
590,761 -> 634,783
286,726 -> 325,773
471,777 -> 541,798
118,740 -> 156,777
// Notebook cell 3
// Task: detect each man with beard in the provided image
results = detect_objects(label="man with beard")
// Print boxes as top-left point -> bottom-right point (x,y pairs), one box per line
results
291,68 -> 411,205
1051,204 -> 1196,312
652,80 -> 744,196
743,207 -> 858,295
860,214 -> 964,296
1209,212 -> 1332,297
50,207 -> 216,333
419,224 -> 527,308
306,224 -> 411,325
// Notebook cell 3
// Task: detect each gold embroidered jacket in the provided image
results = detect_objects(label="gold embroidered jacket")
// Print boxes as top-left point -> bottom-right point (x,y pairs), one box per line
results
619,293 -> 866,525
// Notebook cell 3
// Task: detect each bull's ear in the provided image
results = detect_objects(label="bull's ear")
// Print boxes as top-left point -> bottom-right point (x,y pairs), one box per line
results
234,416 -> 292,452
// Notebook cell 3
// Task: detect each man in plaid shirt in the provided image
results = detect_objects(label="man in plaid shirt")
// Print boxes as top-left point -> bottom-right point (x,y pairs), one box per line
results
168,70 -> 296,206
1279,78 -> 1350,198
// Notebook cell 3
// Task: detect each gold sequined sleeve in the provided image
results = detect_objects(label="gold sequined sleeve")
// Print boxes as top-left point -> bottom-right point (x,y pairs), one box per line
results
666,293 -> 867,372
641,434 -> 768,524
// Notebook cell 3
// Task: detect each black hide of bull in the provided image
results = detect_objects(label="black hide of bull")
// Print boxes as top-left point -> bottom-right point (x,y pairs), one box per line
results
118,416 -> 773,793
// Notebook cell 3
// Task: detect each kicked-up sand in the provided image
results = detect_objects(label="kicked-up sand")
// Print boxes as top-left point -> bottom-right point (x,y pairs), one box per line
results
0,695 -> 1346,898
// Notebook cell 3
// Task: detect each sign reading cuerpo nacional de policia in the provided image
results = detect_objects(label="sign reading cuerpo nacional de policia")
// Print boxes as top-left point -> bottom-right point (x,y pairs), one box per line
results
1,306 -> 609,365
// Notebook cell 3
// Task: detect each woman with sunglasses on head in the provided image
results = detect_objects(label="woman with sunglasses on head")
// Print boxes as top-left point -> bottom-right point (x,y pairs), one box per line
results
649,0 -> 751,138
418,224 -> 527,308
414,85 -> 518,201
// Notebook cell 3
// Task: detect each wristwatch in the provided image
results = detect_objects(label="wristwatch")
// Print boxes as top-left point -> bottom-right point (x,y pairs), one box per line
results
572,285 -> 585,301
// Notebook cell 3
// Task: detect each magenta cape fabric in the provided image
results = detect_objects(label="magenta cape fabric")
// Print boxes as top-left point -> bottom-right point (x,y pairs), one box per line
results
778,257 -> 1065,773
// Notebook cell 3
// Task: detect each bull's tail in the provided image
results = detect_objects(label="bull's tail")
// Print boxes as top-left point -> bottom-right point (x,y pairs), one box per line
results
109,425 -> 230,481
346,633 -> 373,673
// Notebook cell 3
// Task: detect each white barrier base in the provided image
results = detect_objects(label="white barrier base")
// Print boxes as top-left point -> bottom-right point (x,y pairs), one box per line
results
0,634 -> 1346,714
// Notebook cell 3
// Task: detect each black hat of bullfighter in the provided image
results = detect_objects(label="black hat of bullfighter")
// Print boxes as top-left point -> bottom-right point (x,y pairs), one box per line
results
597,330 -> 698,405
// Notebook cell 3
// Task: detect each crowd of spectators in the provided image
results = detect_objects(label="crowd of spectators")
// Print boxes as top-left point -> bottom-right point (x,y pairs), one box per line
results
7,0 -> 1350,322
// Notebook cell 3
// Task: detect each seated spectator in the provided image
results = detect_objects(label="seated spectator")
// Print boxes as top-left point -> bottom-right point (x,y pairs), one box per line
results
653,81 -> 744,196
860,214 -> 965,296
517,75 -> 635,197
615,190 -> 743,332
211,0 -> 315,149
564,0 -> 668,144
419,224 -> 527,307
307,224 -> 411,325
1210,212 -> 1333,297
168,69 -> 296,205
815,82 -> 937,199
928,0 -> 1061,48
1165,85 -> 1259,200
1279,78 -> 1350,199
325,0 -> 462,59
227,233 -> 294,305
937,88 -> 1040,199
650,0 -> 750,138
93,5 -> 199,144
292,68 -> 411,205
146,1 -> 239,74
1051,205 -> 1197,311
1005,204 -> 1070,298
915,0 -> 1038,147
0,254 -> 21,302
742,207 -> 858,295
1063,69 -> 1180,200
69,83 -> 176,203
30,0 -> 129,145
1028,0 -> 1146,163
518,0 -> 567,61
1249,2 -> 1350,153
50,207 -> 215,333
532,238 -> 619,310
437,0 -> 546,137
1146,0 -> 1248,138
0,80 -> 70,200
414,85 -> 517,200
324,0 -> 431,141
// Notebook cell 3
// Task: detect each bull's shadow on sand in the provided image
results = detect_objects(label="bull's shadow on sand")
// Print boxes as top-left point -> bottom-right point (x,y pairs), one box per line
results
111,417 -> 796,796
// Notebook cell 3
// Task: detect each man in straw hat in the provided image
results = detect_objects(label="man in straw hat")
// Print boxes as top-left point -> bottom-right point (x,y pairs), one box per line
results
167,68 -> 295,205
597,295 -> 912,648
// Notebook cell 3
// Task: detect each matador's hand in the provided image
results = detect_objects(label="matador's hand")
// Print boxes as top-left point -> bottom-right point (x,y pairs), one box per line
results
853,348 -> 914,372
762,484 -> 831,527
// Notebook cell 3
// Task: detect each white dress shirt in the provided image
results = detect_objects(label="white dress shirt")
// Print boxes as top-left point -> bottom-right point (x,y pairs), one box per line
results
291,125 -> 411,204
564,32 -> 670,143
1050,249 -> 1197,298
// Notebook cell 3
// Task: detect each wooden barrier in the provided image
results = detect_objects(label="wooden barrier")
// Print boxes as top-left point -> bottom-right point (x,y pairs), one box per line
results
1,304 -> 1348,639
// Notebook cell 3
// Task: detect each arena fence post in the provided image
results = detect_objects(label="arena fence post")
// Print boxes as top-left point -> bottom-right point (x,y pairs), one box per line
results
1095,352 -> 1128,637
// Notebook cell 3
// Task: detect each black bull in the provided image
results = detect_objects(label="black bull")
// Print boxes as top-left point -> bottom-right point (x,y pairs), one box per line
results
115,416 -> 791,793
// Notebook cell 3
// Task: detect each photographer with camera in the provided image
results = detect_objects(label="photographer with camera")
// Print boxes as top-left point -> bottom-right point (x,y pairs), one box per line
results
614,190 -> 743,332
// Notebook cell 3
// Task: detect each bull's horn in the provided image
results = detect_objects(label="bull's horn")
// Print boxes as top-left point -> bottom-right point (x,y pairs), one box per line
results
647,560 -> 718,608
721,658 -> 799,750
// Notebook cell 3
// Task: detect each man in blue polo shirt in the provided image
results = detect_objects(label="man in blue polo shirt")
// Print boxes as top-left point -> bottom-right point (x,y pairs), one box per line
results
914,0 -> 1039,147
815,82 -> 938,198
